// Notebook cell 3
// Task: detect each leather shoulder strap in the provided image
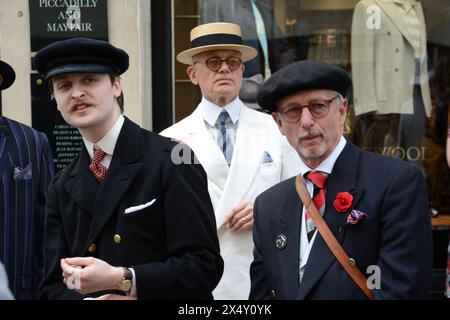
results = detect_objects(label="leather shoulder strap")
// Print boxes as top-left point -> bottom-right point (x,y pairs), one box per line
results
295,175 -> 375,300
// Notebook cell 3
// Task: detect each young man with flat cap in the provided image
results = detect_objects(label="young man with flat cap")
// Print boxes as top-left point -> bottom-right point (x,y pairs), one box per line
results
0,59 -> 54,299
34,37 -> 223,300
249,60 -> 432,299
161,22 -> 300,299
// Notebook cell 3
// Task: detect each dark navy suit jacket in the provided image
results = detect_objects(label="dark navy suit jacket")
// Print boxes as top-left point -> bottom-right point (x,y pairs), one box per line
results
250,141 -> 432,299
40,117 -> 223,300
0,116 -> 54,299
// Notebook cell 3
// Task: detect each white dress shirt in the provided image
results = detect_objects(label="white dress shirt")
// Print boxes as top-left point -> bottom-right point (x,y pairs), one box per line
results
297,136 -> 346,284
199,97 -> 240,160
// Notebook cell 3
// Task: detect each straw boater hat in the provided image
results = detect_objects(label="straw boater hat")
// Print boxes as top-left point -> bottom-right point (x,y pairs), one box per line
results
0,60 -> 16,91
177,22 -> 258,65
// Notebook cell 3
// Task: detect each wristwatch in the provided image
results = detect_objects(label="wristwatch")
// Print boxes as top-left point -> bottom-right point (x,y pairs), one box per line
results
117,267 -> 133,292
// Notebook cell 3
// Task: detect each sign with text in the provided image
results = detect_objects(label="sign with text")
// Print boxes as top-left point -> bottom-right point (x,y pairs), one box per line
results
29,0 -> 108,50
29,0 -> 108,171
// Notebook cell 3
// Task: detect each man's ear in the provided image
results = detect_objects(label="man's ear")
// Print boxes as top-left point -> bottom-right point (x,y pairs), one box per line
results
187,66 -> 198,85
113,77 -> 122,98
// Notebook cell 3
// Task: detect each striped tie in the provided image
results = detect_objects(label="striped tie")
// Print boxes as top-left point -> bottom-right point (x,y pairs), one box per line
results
216,111 -> 233,165
305,171 -> 328,241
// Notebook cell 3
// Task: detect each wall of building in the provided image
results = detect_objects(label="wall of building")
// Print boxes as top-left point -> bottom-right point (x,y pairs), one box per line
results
0,0 -> 152,129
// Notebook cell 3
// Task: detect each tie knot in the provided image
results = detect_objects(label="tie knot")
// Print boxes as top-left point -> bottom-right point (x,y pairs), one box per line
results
217,110 -> 231,126
306,171 -> 328,189
92,147 -> 106,164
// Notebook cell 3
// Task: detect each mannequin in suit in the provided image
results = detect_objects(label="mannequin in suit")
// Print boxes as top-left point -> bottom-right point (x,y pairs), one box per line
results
34,38 -> 223,300
351,0 -> 431,165
200,0 -> 295,79
0,60 -> 54,299
161,23 -> 300,299
250,60 -> 432,299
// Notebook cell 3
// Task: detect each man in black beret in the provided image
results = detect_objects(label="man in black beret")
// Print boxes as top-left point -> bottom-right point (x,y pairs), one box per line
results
0,60 -> 54,300
249,60 -> 432,299
34,38 -> 223,300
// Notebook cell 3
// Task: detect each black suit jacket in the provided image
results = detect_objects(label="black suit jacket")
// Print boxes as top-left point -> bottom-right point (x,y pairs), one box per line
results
40,117 -> 223,299
250,141 -> 432,299
0,116 -> 54,300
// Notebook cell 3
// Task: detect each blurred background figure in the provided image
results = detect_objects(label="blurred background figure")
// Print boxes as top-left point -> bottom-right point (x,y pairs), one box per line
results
201,0 -> 296,79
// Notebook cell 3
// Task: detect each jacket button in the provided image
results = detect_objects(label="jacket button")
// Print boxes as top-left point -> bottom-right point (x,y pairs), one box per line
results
114,234 -> 122,244
395,48 -> 399,53
387,31 -> 391,36
87,243 -> 97,253
395,67 -> 399,72
348,258 -> 356,267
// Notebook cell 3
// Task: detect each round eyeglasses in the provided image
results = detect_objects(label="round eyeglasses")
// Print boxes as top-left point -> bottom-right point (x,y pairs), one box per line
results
194,56 -> 242,72
277,95 -> 341,123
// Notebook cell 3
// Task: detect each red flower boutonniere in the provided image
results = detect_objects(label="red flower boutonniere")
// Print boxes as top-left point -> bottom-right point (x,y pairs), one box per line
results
333,192 -> 353,212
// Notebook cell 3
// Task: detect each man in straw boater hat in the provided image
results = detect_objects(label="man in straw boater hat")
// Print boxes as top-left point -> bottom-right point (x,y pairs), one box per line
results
161,22 -> 300,299
34,38 -> 223,300
0,59 -> 54,300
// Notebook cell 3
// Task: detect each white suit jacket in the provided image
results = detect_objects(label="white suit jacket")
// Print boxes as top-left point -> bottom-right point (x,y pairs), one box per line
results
351,0 -> 431,116
160,101 -> 300,299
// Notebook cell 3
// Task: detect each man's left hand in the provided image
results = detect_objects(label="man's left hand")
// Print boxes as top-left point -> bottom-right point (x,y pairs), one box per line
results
225,201 -> 253,232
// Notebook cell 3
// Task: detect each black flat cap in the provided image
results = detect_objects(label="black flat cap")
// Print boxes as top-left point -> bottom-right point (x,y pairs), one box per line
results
34,37 -> 129,79
0,60 -> 16,91
257,60 -> 351,113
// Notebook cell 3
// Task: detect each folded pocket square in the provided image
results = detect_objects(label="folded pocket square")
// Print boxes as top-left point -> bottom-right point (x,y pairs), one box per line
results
124,199 -> 156,214
261,151 -> 273,164
14,164 -> 32,181
346,209 -> 367,226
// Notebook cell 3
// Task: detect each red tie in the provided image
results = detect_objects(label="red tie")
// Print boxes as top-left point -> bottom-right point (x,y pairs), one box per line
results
89,147 -> 107,183
305,171 -> 328,241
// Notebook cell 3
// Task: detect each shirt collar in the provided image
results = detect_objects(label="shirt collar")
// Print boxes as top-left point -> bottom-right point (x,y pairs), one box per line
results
298,136 -> 347,176
84,115 -> 125,159
199,97 -> 241,126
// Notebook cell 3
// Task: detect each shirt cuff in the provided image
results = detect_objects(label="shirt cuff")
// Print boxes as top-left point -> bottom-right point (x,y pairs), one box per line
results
128,268 -> 137,298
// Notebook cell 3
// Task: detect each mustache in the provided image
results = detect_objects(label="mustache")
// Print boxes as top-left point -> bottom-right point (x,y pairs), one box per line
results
298,130 -> 323,139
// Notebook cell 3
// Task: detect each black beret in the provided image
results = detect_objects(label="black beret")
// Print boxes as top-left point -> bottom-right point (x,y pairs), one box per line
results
34,37 -> 129,79
0,60 -> 16,91
257,60 -> 351,113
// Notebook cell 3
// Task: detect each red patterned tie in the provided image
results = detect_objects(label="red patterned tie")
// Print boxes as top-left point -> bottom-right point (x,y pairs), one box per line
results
305,171 -> 328,241
89,147 -> 107,183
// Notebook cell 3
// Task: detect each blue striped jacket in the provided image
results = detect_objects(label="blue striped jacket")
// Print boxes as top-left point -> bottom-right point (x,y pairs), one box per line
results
0,116 -> 54,299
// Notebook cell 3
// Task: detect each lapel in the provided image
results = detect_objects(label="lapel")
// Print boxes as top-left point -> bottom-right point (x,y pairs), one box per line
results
182,108 -> 230,192
297,141 -> 365,299
0,117 -> 11,177
85,118 -> 142,248
64,148 -> 100,216
376,0 -> 416,49
272,178 -> 302,298
415,1 -> 426,55
215,105 -> 262,226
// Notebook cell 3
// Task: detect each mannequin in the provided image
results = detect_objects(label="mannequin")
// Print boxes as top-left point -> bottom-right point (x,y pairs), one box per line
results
200,0 -> 295,78
351,0 -> 431,164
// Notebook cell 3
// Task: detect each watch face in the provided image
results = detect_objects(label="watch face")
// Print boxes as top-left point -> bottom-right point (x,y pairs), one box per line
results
118,279 -> 132,292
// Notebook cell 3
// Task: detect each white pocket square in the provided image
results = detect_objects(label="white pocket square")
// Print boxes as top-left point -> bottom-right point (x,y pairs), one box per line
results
124,199 -> 156,214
